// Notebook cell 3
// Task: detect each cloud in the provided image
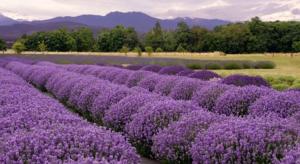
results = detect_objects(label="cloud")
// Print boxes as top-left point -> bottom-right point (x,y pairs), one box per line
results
0,0 -> 299,21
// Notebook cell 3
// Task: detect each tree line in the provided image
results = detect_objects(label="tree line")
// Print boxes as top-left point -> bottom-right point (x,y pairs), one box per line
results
4,17 -> 300,54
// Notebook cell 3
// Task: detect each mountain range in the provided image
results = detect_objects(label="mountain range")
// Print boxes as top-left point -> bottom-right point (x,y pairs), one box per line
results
0,11 -> 230,43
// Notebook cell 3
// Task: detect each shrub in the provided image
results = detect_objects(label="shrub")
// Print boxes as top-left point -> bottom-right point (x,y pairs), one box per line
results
154,76 -> 182,96
254,61 -> 276,69
76,81 -> 111,113
273,84 -> 290,91
140,65 -> 162,72
223,62 -> 242,69
170,79 -> 206,100
191,117 -> 299,163
0,127 -> 140,164
12,40 -> 26,54
126,71 -> 154,88
103,93 -> 168,132
67,78 -> 99,108
90,86 -> 133,123
137,74 -> 163,92
249,91 -> 300,118
204,63 -> 222,70
176,70 -> 194,76
213,86 -> 272,116
125,100 -> 201,156
186,63 -> 202,70
192,83 -> 233,111
133,47 -> 142,56
112,70 -> 133,85
126,65 -> 144,70
158,66 -> 187,75
281,144 -> 300,164
145,46 -> 153,56
222,74 -> 270,87
156,47 -> 163,52
152,110 -> 226,163
188,70 -> 221,81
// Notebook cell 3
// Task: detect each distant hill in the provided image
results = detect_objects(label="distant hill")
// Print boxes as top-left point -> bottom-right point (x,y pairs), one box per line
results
0,14 -> 17,26
0,11 -> 230,43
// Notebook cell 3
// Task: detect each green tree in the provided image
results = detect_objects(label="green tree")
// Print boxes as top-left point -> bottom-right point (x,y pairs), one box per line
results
155,47 -> 163,52
175,21 -> 192,51
133,47 -> 142,56
145,21 -> 165,50
12,40 -> 26,54
97,26 -> 139,52
176,44 -> 186,52
292,41 -> 300,52
38,41 -> 47,52
47,29 -> 76,52
120,45 -> 129,55
72,27 -> 95,52
0,38 -> 7,53
145,46 -> 153,56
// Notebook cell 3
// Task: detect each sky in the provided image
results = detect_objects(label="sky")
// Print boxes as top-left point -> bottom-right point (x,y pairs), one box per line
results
0,0 -> 300,21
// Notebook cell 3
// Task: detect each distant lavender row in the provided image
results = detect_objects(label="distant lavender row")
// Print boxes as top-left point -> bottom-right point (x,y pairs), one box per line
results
0,67 -> 140,163
3,61 -> 300,163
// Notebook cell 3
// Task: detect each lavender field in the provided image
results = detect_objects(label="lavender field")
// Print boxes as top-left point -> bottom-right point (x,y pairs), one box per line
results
0,58 -> 299,164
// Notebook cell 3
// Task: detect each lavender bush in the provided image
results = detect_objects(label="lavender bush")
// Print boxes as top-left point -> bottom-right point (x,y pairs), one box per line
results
191,117 -> 299,164
192,83 -> 233,111
188,70 -> 221,81
103,93 -> 168,132
152,110 -> 226,163
221,74 -> 270,87
170,79 -> 206,100
249,91 -> 300,118
126,71 -> 154,88
125,100 -> 201,156
158,66 -> 188,75
137,74 -> 163,92
140,65 -> 162,72
213,86 -> 272,116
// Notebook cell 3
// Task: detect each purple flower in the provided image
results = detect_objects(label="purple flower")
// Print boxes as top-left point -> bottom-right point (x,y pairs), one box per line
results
190,116 -> 299,164
90,86 -> 134,123
249,91 -> 300,118
152,110 -> 227,162
0,126 -> 140,164
281,144 -> 300,164
213,86 -> 272,116
158,66 -> 188,75
188,70 -> 221,81
76,81 -> 112,113
126,65 -> 145,70
176,70 -> 194,76
137,74 -> 163,92
67,77 -> 99,107
140,65 -> 162,72
112,70 -> 133,85
221,74 -> 270,87
154,76 -> 183,96
192,83 -> 233,111
125,100 -> 202,154
170,79 -> 206,100
103,93 -> 168,132
126,71 -> 154,88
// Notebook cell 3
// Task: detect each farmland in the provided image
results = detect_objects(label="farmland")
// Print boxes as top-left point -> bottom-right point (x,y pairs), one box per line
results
0,56 -> 299,163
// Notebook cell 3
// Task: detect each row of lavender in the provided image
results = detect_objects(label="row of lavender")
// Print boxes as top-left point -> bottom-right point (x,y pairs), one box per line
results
4,61 -> 300,163
0,66 -> 140,163
57,63 -> 299,118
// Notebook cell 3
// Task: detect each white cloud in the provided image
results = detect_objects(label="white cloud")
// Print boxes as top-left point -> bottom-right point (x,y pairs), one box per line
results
0,0 -> 299,21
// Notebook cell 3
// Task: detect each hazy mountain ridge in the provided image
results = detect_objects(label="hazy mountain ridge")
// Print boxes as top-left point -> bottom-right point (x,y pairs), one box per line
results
0,11 -> 230,42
